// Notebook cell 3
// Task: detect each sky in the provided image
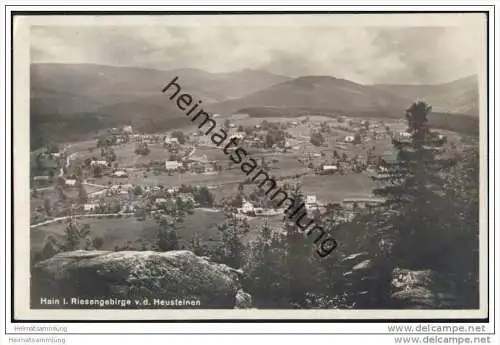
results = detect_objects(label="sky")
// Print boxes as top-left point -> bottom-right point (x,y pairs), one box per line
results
29,15 -> 485,85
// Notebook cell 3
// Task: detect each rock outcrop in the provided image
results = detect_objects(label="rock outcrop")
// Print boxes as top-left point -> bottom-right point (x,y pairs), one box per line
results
391,268 -> 462,309
31,250 -> 251,309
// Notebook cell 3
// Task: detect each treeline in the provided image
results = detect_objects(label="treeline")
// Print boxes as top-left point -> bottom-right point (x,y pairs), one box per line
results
30,110 -> 192,151
238,106 -> 479,136
30,112 -> 115,150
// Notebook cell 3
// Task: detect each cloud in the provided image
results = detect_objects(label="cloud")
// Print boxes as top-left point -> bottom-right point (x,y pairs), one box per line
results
30,17 -> 485,84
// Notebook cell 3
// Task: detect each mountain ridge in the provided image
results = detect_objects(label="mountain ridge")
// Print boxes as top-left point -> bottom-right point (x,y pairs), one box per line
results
30,63 -> 479,149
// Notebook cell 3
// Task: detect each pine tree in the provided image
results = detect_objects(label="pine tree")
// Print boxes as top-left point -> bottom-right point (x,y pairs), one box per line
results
78,181 -> 88,205
62,218 -> 91,251
213,209 -> 248,268
280,183 -> 320,307
155,198 -> 193,252
373,101 -> 452,268
244,219 -> 289,307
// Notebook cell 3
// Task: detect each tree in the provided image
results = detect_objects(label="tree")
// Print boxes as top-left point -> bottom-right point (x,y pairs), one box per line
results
43,197 -> 52,216
109,199 -> 121,213
134,207 -> 146,221
97,137 -> 110,149
237,125 -> 245,132
353,131 -> 362,144
78,182 -> 88,205
214,212 -> 248,268
264,127 -> 286,149
372,101 -> 453,269
189,232 -> 209,256
439,142 -> 479,306
229,193 -> 243,208
171,131 -> 186,145
102,147 -> 117,165
55,178 -> 67,202
46,143 -> 60,154
310,131 -> 325,147
155,198 -> 194,252
133,185 -> 143,196
193,186 -> 214,207
244,221 -> 289,307
333,150 -> 340,159
61,218 -> 91,251
91,164 -> 103,178
38,235 -> 60,261
91,236 -> 104,250
135,142 -> 150,156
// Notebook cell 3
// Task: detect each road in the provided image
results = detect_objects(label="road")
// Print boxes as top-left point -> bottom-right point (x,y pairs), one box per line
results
30,212 -> 135,229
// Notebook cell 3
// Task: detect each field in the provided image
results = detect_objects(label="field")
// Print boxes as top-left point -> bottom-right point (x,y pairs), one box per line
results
30,207 -> 284,255
31,184 -> 106,215
31,209 -> 227,252
301,173 -> 378,203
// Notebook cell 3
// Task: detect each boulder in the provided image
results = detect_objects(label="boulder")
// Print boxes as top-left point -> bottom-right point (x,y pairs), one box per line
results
391,268 -> 461,309
31,250 -> 252,309
235,289 -> 253,309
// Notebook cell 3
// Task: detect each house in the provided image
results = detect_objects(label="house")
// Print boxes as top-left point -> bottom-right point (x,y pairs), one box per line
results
167,187 -> 179,194
164,137 -> 179,145
178,193 -> 195,203
165,160 -> 182,171
91,160 -> 108,166
49,153 -> 62,163
399,132 -> 412,140
122,201 -> 138,213
344,135 -> 355,143
305,195 -> 318,211
187,155 -> 212,172
230,132 -> 245,140
83,203 -> 99,212
123,125 -> 133,133
306,195 -> 316,204
113,170 -> 128,178
129,134 -> 141,142
155,197 -> 168,205
239,200 -> 255,214
33,175 -> 50,181
321,165 -> 338,174
343,198 -> 385,210
65,179 -> 77,186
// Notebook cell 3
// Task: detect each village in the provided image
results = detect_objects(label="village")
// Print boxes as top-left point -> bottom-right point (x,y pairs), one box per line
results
29,112 -> 454,251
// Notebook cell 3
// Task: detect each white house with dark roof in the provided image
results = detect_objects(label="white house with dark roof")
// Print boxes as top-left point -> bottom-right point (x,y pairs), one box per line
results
165,160 -> 182,171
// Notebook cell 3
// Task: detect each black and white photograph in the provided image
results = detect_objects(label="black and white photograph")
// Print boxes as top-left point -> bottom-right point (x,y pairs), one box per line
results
11,12 -> 489,321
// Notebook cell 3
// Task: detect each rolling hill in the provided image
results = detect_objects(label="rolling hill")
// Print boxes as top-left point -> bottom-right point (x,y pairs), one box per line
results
30,63 -> 480,149
30,63 -> 290,149
206,75 -> 479,135
208,75 -> 411,117
373,75 -> 479,116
